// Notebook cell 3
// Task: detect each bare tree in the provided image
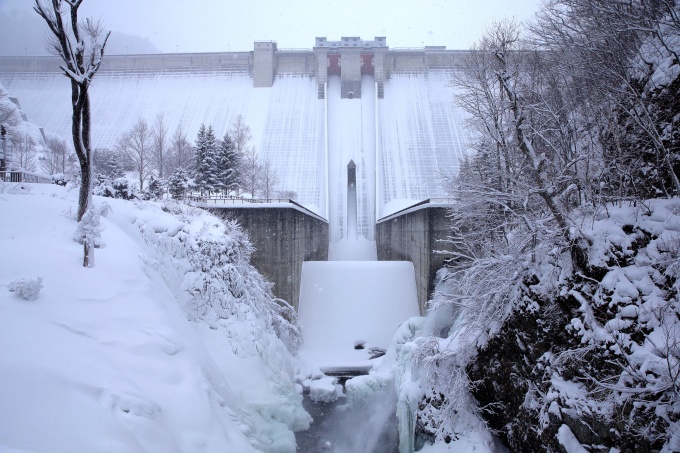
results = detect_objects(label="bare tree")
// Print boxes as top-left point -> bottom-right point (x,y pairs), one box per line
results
11,132 -> 37,172
41,136 -> 74,174
169,123 -> 192,174
34,0 -> 110,267
260,158 -> 279,199
230,114 -> 252,195
117,118 -> 153,191
152,113 -> 168,179
532,0 -> 680,197
230,114 -> 252,157
240,145 -> 261,197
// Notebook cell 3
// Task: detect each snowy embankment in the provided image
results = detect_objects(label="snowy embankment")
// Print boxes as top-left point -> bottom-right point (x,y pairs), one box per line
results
0,183 -> 309,453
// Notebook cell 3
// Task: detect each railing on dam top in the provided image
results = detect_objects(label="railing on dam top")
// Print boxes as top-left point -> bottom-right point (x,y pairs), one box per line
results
1,171 -> 52,184
376,197 -> 455,223
185,195 -> 327,222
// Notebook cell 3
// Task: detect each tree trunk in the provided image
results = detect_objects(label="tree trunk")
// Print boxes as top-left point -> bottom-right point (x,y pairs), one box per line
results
34,0 -> 109,267
495,50 -> 590,272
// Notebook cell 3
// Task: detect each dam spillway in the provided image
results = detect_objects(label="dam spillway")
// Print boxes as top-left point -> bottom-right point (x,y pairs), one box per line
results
326,74 -> 377,251
0,38 -> 470,216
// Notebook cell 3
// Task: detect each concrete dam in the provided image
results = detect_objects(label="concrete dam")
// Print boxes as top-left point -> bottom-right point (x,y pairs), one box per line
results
0,37 -> 467,328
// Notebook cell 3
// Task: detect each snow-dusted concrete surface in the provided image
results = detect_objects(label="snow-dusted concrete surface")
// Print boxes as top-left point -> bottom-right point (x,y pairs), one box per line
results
0,72 -> 326,210
377,71 -> 470,216
1,65 -> 470,213
326,75 -> 378,260
297,261 -> 419,372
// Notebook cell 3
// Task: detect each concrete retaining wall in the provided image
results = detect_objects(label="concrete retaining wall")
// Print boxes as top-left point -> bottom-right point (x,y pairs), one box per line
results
376,205 -> 454,314
0,48 -> 469,79
209,206 -> 328,311
277,52 -> 316,75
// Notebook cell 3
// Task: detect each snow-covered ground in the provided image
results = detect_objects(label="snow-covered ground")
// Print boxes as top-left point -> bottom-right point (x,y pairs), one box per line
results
0,182 -> 309,453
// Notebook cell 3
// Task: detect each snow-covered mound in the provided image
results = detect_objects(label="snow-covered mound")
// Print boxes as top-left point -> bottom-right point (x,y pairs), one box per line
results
0,182 -> 309,453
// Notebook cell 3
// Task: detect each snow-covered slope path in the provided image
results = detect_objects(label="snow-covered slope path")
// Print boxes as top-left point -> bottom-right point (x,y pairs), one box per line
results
0,183 -> 308,453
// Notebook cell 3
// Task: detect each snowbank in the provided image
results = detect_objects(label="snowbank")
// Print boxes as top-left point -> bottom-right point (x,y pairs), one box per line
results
0,183 -> 309,453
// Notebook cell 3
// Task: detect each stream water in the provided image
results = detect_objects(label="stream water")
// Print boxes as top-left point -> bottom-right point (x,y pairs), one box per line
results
295,380 -> 399,453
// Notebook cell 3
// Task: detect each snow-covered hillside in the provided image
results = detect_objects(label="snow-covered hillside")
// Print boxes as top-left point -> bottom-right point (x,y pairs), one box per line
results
0,82 -> 47,164
0,182 -> 309,453
409,200 -> 680,452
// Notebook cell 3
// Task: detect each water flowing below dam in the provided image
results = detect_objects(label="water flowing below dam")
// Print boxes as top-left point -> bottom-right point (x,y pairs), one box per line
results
296,379 -> 400,453
295,75 -> 419,450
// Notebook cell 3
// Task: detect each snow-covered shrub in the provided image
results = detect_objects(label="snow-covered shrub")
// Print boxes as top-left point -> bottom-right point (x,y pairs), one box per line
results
73,206 -> 102,249
138,208 -> 300,352
93,175 -> 138,200
92,174 -> 115,198
112,178 -> 138,200
51,173 -> 68,186
8,277 -> 43,301
134,201 -> 307,451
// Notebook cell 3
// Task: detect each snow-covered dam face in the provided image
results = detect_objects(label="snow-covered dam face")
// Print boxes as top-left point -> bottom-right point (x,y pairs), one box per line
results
0,56 -> 468,217
1,66 -> 326,212
377,71 -> 470,215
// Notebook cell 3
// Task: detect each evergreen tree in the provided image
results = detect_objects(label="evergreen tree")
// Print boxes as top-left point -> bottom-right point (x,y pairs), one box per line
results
169,167 -> 189,199
94,148 -> 125,179
193,124 -> 219,195
216,133 -> 240,196
144,175 -> 164,200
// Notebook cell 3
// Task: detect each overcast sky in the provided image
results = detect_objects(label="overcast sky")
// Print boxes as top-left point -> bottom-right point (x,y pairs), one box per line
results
0,0 -> 543,56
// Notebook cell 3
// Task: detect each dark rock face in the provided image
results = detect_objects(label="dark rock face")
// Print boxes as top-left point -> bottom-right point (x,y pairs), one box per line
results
466,226 -> 675,452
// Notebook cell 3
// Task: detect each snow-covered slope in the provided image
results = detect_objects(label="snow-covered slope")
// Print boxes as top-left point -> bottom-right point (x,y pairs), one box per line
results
0,182 -> 309,453
0,82 -> 47,163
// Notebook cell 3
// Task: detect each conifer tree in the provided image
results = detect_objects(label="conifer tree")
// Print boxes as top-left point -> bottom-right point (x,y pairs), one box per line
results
168,167 -> 189,199
217,133 -> 240,196
144,175 -> 164,200
94,147 -> 124,179
193,124 -> 219,195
